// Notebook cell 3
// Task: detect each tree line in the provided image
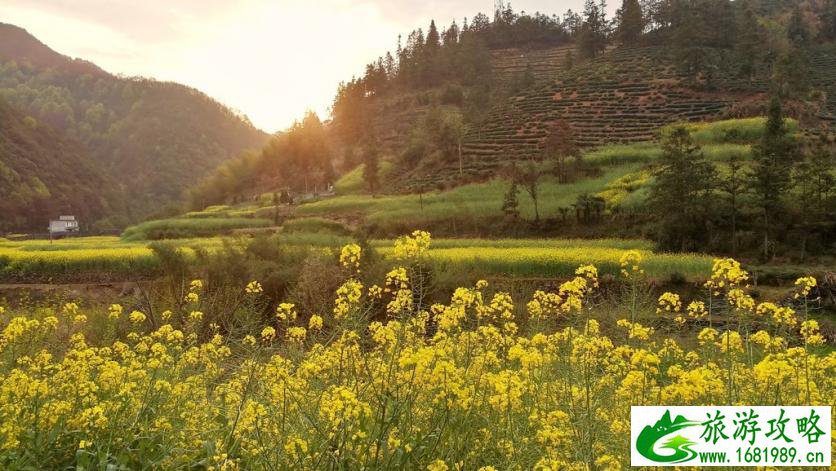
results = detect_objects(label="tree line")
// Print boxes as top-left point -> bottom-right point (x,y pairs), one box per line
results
188,112 -> 333,209
329,0 -> 834,182
650,97 -> 835,260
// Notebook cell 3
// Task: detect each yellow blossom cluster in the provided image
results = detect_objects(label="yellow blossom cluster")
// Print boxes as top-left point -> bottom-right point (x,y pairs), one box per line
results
393,230 -> 431,260
245,280 -> 263,294
333,279 -> 363,320
704,257 -> 749,295
618,250 -> 644,278
794,276 -> 817,299
339,243 -> 362,273
0,234 -> 831,469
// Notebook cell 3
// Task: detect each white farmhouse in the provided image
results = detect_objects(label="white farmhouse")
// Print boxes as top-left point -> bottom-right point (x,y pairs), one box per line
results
48,215 -> 79,235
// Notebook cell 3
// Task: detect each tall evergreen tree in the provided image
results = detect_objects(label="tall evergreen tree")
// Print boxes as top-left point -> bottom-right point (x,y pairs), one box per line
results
734,4 -> 762,81
823,0 -> 836,40
787,6 -> 810,46
442,21 -> 460,46
362,140 -> 380,196
578,0 -> 609,58
562,9 -> 582,36
719,153 -> 745,256
748,97 -> 797,259
649,126 -> 716,251
773,47 -> 810,99
426,20 -> 441,50
616,0 -> 644,44
792,135 -> 836,258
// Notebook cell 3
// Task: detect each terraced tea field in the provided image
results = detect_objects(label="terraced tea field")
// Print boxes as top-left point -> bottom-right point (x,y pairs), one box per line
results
399,44 -> 833,190
490,44 -> 575,86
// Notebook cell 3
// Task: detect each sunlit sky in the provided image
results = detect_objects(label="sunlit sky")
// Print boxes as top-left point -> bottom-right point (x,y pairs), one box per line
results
2,1 -> 610,133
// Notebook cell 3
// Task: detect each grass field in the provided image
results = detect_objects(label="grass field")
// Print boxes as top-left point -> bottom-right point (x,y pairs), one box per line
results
122,217 -> 272,241
334,160 -> 395,194
301,164 -> 643,228
301,117 -> 784,232
121,117 -> 783,242
672,116 -> 798,145
281,217 -> 351,235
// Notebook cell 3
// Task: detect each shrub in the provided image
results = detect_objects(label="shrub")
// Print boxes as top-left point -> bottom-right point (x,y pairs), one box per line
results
122,217 -> 272,241
281,217 -> 350,236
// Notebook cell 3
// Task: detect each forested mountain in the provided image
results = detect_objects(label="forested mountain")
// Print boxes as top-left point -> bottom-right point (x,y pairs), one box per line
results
0,23 -> 268,230
188,0 -> 836,207
0,98 -> 118,231
330,0 -> 836,190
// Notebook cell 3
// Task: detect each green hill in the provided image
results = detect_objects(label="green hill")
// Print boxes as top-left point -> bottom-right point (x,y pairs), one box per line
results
396,42 -> 836,191
0,22 -> 269,229
0,98 -> 118,231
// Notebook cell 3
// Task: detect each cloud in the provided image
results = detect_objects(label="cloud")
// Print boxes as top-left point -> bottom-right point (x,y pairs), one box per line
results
2,0 -> 257,42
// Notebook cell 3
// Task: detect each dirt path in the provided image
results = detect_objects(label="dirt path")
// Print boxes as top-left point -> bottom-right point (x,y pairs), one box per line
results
0,280 -> 153,305
0,281 -> 144,290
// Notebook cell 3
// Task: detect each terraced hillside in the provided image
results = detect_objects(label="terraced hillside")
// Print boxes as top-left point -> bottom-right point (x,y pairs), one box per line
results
490,44 -> 575,86
809,45 -> 836,124
398,44 -> 836,191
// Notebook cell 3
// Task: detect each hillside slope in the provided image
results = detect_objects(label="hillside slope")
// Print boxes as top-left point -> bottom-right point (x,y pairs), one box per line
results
399,44 -> 836,191
0,23 -> 269,227
0,98 -> 118,231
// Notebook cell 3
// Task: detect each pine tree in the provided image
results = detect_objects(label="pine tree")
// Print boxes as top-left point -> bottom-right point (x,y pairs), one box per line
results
426,20 -> 441,50
787,6 -> 809,46
649,126 -> 716,251
773,48 -> 810,99
442,21 -> 460,46
719,153 -> 745,256
562,9 -> 582,36
823,0 -> 836,41
362,141 -> 380,196
671,0 -> 707,82
734,4 -> 761,81
578,0 -> 608,58
793,136 -> 835,226
616,0 -> 644,44
383,51 -> 396,78
748,97 -> 797,259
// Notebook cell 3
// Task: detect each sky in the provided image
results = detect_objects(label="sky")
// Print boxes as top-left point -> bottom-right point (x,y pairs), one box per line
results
2,1 -> 607,133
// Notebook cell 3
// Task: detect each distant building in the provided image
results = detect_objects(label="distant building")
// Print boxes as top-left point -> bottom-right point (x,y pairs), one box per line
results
49,215 -> 79,235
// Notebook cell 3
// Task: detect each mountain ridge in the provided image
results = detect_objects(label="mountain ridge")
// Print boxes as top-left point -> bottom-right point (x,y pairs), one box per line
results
0,22 -> 269,230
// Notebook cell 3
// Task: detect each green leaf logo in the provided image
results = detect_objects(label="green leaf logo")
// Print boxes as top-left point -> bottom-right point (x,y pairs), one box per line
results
636,410 -> 700,463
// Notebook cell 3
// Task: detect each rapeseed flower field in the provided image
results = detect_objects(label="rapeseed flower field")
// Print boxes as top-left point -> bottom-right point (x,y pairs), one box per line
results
0,231 -> 831,469
0,235 -> 711,282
